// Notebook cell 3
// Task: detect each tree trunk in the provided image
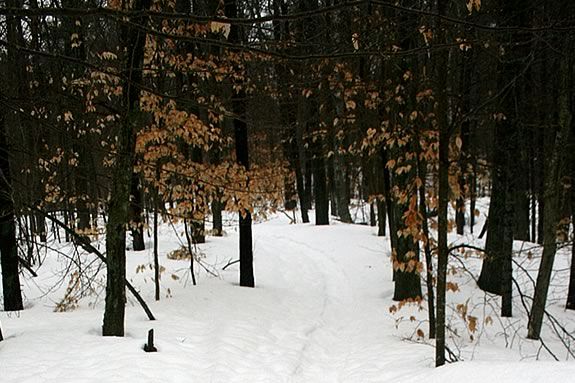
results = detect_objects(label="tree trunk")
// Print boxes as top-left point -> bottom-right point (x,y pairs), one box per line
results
153,185 -> 160,301
0,111 -> 23,312
294,99 -> 310,222
377,199 -> 386,236
313,138 -> 330,225
528,50 -> 572,339
103,0 -> 151,336
226,0 -> 254,287
380,149 -> 397,255
418,157 -> 435,339
513,141 -> 531,241
212,198 -> 223,236
567,208 -> 575,310
335,156 -> 352,223
478,0 -> 521,301
1,0 -> 24,312
435,0 -> 449,364
566,124 -> 575,310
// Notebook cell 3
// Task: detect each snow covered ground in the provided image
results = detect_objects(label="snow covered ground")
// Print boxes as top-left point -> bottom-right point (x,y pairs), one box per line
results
1,203 -> 575,382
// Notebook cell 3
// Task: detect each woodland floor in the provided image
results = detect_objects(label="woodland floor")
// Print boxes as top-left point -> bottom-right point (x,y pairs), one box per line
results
1,200 -> 575,382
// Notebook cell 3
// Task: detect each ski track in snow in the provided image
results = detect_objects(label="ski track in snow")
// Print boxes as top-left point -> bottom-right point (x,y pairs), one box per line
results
2,212 -> 575,382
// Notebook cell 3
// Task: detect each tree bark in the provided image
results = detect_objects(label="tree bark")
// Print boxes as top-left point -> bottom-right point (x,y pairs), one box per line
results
226,0 -> 254,287
436,0 -> 450,366
153,176 -> 160,301
1,0 -> 24,312
567,207 -> 575,310
313,137 -> 330,225
418,157 -> 435,339
0,110 -> 23,312
103,0 -> 151,336
566,124 -> 575,310
528,49 -> 572,339
377,199 -> 386,237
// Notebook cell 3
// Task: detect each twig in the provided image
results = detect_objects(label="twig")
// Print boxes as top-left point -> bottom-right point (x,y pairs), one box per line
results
29,206 -> 156,321
511,276 -> 559,361
17,255 -> 38,277
222,258 -> 240,271
445,345 -> 460,363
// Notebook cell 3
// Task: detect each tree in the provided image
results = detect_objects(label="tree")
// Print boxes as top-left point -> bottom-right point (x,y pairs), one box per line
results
103,0 -> 152,336
567,131 -> 575,310
226,0 -> 255,287
0,0 -> 24,312
527,37 -> 573,339
434,0 -> 450,366
0,108 -> 24,312
477,0 -> 523,321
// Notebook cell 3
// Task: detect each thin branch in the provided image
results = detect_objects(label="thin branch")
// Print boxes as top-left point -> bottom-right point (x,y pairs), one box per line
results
1,2 -> 574,32
29,206 -> 156,321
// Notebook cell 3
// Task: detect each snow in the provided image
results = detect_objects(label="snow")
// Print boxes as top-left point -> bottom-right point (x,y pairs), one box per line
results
1,203 -> 575,382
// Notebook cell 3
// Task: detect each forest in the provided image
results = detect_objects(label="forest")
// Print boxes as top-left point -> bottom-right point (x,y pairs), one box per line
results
1,0 -> 575,380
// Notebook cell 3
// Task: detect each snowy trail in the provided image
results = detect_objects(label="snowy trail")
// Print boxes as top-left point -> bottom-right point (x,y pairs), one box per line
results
1,217 -> 430,383
250,221 -> 425,382
3,213 -> 575,382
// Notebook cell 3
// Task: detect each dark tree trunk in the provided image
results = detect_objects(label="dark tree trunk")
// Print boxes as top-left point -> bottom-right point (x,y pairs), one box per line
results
295,158 -> 310,223
456,46 -> 473,236
391,183 -> 422,301
469,159 -> 477,234
103,0 -> 151,336
313,138 -> 330,225
327,131 -> 337,217
377,199 -> 386,236
304,159 -> 313,211
567,124 -> 575,310
35,213 -> 46,243
513,147 -> 531,241
536,112 -> 546,245
528,47 -> 573,339
296,95 -> 312,219
530,151 -> 537,243
1,0 -> 24,312
226,0 -> 254,287
455,195 -> 465,235
212,198 -> 223,236
435,0 -> 449,364
478,0 -> 522,303
153,185 -> 160,301
335,156 -> 352,223
477,122 -> 515,298
390,125 -> 421,298
567,209 -> 575,310
0,111 -> 23,312
436,107 -> 449,367
294,100 -> 310,222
